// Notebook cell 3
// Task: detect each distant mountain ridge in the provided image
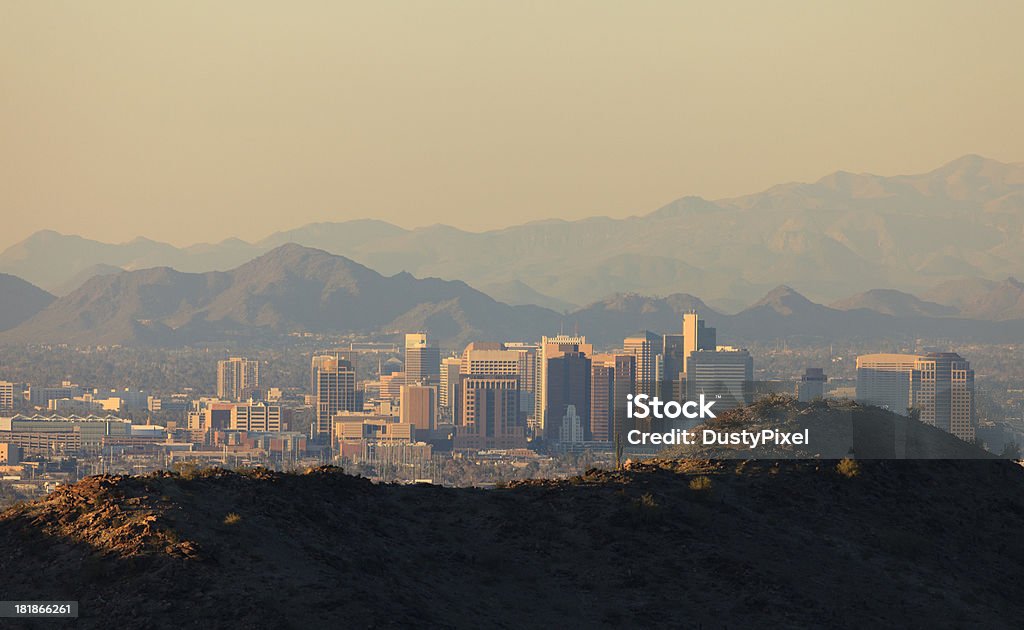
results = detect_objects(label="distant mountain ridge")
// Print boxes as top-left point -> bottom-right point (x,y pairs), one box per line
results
0,274 -> 54,332
4,155 -> 1024,307
0,245 -> 561,347
5,247 -> 1024,348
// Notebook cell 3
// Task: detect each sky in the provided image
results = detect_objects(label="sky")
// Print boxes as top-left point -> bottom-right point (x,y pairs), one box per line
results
2,1 -> 1023,250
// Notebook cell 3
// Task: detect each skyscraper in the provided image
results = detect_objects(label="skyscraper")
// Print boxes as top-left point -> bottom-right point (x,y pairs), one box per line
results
682,312 -> 716,377
314,356 -> 357,440
912,352 -> 975,442
856,352 -> 976,442
543,348 -> 591,442
797,368 -> 827,402
624,331 -> 662,398
538,335 -> 592,437
217,357 -> 260,401
454,375 -> 525,451
405,333 -> 440,385
400,384 -> 436,431
684,347 -> 753,412
589,353 -> 636,442
439,356 -> 461,421
855,354 -> 918,414
0,381 -> 14,413
661,334 -> 685,401
311,350 -> 358,394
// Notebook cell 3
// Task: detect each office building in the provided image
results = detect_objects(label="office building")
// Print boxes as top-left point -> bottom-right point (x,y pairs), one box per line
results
0,415 -> 132,455
405,333 -> 440,385
797,368 -> 827,402
230,402 -> 283,433
855,354 -> 918,414
439,357 -> 462,420
684,347 -> 753,411
661,334 -> 685,400
538,335 -> 592,437
559,405 -> 585,446
682,312 -> 717,376
311,350 -> 358,394
590,353 -> 636,443
624,331 -> 662,398
0,442 -> 21,465
0,381 -> 16,412
400,384 -> 436,431
314,356 -> 357,440
455,375 -> 526,451
217,357 -> 260,401
856,352 -> 975,442
379,372 -> 406,401
543,346 -> 592,442
913,352 -> 975,442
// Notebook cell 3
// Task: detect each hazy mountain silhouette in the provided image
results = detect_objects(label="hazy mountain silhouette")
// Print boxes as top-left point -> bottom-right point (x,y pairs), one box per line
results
0,273 -> 54,332
4,156 -> 1023,305
476,280 -> 577,313
0,245 -> 560,347
829,289 -> 958,317
8,257 -> 1024,347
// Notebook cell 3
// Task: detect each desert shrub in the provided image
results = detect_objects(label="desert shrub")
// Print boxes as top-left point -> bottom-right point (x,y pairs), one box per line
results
223,512 -> 242,526
836,458 -> 860,478
689,475 -> 713,491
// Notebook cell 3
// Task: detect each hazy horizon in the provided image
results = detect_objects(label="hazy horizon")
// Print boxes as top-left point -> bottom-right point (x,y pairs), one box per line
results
3,2 -> 1023,250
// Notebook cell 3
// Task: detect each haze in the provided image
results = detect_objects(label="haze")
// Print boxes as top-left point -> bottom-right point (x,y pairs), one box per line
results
2,1 -> 1022,250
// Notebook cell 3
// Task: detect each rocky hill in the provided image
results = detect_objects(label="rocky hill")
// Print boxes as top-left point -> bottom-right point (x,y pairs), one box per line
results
2,400 -> 1022,628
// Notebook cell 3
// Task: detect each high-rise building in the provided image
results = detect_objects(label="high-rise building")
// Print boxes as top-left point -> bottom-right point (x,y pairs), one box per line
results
797,368 -> 827,402
311,350 -> 358,394
504,342 -> 541,424
538,335 -> 592,437
684,347 -> 753,411
460,342 -> 521,376
405,333 -> 440,385
461,342 -> 538,426
543,349 -> 592,442
912,352 -> 975,442
624,331 -> 662,398
379,372 -> 406,401
682,312 -> 717,377
559,405 -> 585,446
400,384 -> 436,431
231,402 -> 283,433
856,352 -> 976,442
661,334 -> 685,400
217,357 -> 260,401
0,381 -> 15,412
590,353 -> 636,443
855,354 -> 918,414
454,375 -> 526,451
314,356 -> 357,440
439,357 -> 461,420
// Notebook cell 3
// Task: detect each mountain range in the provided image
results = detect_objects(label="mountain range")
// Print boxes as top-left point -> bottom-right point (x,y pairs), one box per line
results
4,244 -> 1024,347
3,155 -> 1024,310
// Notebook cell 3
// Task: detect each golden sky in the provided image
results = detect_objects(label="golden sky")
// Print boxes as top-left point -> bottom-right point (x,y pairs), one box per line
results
2,1 -> 1022,249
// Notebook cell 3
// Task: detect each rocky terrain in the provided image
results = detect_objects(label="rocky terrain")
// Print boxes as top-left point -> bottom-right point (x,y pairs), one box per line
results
2,451 -> 1023,628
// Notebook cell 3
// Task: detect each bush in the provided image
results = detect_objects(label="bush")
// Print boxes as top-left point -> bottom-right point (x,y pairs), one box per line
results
689,475 -> 713,492
836,458 -> 860,478
223,512 -> 242,526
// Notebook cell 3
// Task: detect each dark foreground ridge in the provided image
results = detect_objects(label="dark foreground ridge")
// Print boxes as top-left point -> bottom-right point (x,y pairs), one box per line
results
2,454 -> 1023,629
